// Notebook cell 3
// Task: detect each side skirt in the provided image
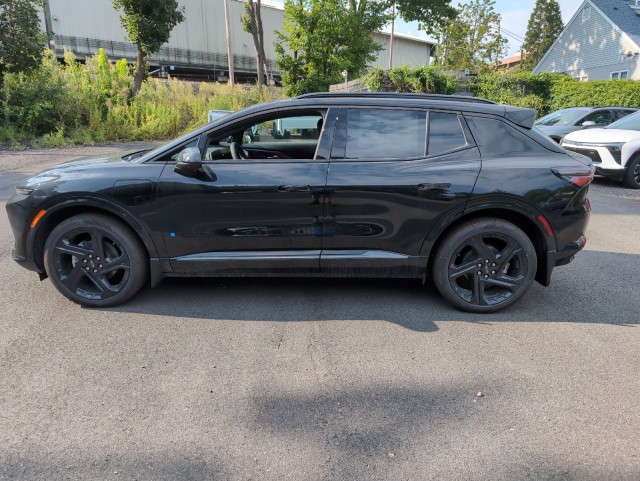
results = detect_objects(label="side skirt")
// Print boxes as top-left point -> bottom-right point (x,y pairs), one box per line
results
164,250 -> 428,279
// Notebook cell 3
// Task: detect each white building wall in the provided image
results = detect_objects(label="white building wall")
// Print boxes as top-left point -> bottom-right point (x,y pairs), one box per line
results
534,1 -> 640,80
44,0 -> 434,77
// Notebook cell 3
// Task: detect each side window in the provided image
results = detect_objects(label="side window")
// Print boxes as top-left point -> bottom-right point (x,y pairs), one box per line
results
466,116 -> 550,156
344,109 -> 427,159
204,111 -> 326,161
428,112 -> 467,156
582,110 -> 613,126
249,114 -> 324,144
615,110 -> 634,121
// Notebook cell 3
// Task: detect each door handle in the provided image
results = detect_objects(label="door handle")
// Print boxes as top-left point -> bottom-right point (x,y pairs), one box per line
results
278,185 -> 311,192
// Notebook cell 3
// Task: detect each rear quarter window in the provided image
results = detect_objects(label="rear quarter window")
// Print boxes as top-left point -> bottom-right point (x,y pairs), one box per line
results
465,116 -> 555,156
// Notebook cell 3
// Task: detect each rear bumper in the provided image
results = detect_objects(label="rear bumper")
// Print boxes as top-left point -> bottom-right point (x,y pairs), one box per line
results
542,234 -> 587,286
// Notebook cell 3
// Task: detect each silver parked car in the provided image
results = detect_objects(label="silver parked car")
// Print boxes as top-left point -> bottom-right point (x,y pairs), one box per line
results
535,107 -> 637,143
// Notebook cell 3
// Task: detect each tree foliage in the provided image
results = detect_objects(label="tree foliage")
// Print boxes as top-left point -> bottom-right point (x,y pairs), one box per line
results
242,0 -> 268,85
522,0 -> 563,70
112,0 -> 185,95
389,0 -> 457,35
433,0 -> 507,72
275,0 -> 388,96
0,0 -> 46,82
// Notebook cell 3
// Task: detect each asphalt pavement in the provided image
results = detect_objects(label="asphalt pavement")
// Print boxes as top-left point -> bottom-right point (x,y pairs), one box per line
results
0,145 -> 639,481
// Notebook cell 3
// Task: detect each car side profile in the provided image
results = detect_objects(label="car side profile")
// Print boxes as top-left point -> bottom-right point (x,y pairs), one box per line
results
535,106 -> 637,143
6,93 -> 594,312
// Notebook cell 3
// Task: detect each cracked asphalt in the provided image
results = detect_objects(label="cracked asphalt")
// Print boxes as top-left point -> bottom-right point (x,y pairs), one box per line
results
1,144 -> 639,481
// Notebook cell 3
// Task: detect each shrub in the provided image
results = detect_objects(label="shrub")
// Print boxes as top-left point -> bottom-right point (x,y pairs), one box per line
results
0,49 -> 285,146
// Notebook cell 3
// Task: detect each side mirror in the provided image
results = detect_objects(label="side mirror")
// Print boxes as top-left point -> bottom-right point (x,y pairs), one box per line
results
581,120 -> 597,128
174,147 -> 203,177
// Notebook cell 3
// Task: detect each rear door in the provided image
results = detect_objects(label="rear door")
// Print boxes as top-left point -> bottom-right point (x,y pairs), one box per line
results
320,107 -> 481,276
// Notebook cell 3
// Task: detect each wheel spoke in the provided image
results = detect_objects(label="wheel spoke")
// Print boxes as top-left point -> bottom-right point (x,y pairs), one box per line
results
497,238 -> 523,270
489,274 -> 524,291
468,235 -> 495,262
471,275 -> 487,306
88,228 -> 107,261
98,256 -> 130,276
54,240 -> 92,259
60,262 -> 87,292
449,258 -> 482,280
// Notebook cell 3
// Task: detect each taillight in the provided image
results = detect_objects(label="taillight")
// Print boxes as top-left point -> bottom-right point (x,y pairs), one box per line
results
552,167 -> 594,187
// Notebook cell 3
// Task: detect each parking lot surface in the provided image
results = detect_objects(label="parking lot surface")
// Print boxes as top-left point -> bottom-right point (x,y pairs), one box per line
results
1,144 -> 639,480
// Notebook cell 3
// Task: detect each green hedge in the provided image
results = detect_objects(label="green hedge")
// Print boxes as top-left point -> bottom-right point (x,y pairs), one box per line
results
363,67 -> 640,117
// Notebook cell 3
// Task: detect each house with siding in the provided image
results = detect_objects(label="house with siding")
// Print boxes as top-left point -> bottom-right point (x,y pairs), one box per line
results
533,0 -> 640,80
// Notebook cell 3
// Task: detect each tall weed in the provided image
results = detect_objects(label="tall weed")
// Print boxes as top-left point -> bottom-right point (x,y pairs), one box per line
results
1,49 -> 285,145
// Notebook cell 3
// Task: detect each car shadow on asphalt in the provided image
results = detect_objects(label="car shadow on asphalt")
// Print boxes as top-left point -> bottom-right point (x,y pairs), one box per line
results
106,250 -> 640,332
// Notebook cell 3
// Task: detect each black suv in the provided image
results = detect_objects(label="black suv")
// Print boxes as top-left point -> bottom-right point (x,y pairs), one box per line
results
6,93 -> 594,312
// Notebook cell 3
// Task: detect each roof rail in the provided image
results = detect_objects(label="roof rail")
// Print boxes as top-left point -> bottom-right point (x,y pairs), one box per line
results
296,92 -> 496,105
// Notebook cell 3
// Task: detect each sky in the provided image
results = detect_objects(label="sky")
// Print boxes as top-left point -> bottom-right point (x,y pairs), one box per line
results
388,0 -> 586,57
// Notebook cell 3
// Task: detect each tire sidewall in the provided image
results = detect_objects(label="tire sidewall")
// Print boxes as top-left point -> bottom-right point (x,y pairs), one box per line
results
624,157 -> 640,189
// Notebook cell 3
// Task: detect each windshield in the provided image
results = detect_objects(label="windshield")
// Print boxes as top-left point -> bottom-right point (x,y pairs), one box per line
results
535,108 -> 590,126
606,111 -> 640,131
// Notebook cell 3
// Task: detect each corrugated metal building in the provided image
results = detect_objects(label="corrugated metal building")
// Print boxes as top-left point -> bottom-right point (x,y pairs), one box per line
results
42,0 -> 435,82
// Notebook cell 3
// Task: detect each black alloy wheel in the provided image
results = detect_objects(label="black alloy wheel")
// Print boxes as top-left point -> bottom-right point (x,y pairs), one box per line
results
624,157 -> 640,189
433,218 -> 537,313
44,214 -> 148,307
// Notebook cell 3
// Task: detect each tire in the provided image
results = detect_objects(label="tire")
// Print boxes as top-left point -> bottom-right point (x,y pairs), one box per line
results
432,218 -> 537,313
43,214 -> 148,307
623,156 -> 640,189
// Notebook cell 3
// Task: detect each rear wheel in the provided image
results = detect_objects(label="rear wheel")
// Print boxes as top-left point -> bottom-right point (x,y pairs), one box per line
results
44,214 -> 148,307
433,218 -> 537,313
623,157 -> 640,189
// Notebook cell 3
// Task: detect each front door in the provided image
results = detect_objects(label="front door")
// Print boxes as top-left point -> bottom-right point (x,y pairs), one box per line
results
156,109 -> 332,275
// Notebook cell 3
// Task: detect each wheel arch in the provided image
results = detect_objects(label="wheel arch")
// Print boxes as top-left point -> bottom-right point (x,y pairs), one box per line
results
422,202 -> 555,286
28,198 -> 161,275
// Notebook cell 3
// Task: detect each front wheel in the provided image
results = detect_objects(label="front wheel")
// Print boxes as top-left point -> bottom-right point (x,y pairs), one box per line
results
43,214 -> 148,307
623,157 -> 640,189
432,218 -> 537,313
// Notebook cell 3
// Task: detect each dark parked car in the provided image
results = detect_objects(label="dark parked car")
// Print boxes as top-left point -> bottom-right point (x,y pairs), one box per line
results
535,106 -> 637,143
6,93 -> 594,312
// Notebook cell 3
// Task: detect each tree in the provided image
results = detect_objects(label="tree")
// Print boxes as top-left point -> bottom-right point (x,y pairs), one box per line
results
275,0 -> 388,96
112,0 -> 185,96
522,0 -> 563,70
386,0 -> 457,68
433,0 -> 507,72
242,0 -> 268,85
0,0 -> 47,82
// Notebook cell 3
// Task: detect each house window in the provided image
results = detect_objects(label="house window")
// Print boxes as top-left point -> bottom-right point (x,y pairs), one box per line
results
611,71 -> 629,79
582,5 -> 591,21
576,75 -> 589,81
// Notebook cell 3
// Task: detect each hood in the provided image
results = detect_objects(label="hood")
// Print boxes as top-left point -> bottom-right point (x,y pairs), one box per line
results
563,128 -> 640,143
17,150 -> 141,191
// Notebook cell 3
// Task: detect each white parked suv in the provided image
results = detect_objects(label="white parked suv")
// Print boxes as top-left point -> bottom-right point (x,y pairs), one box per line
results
561,111 -> 640,189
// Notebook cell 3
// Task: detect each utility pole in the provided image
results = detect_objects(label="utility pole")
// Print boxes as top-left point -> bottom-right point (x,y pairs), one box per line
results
388,0 -> 395,70
43,0 -> 56,52
223,0 -> 235,85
